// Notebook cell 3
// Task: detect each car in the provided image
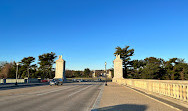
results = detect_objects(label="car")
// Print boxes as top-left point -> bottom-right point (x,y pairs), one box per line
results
77,79 -> 81,82
77,79 -> 83,82
98,78 -> 102,81
41,79 -> 49,82
72,79 -> 77,82
50,78 -> 63,86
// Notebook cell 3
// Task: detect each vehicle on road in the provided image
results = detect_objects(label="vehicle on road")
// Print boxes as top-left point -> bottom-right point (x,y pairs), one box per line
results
41,79 -> 49,83
72,79 -> 83,82
50,78 -> 63,86
98,79 -> 102,81
72,79 -> 77,82
78,79 -> 83,82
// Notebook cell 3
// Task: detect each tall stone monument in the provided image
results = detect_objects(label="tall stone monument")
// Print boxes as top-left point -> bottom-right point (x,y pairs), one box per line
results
107,70 -> 112,78
113,55 -> 123,81
92,70 -> 96,78
55,55 -> 66,81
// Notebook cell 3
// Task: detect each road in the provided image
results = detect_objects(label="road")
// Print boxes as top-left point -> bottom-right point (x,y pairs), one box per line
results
0,82 -> 104,111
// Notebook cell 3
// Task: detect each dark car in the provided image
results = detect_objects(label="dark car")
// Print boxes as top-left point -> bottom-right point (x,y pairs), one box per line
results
50,78 -> 63,86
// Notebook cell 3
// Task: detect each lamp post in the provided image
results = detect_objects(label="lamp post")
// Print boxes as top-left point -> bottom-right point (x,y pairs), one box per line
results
105,62 -> 107,86
15,62 -> 19,85
27,67 -> 29,84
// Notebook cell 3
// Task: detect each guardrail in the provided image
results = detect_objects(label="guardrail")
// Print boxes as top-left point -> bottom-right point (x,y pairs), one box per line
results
113,78 -> 188,102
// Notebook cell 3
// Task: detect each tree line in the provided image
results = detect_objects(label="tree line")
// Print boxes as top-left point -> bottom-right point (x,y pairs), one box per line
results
0,52 -> 93,79
114,46 -> 188,80
0,52 -> 57,79
65,68 -> 92,78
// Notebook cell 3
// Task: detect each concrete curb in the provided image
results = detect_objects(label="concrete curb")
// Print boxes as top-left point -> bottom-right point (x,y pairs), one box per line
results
91,83 -> 105,111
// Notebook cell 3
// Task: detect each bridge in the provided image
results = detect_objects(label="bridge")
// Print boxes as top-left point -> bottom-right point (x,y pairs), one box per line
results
0,54 -> 188,111
0,79 -> 187,111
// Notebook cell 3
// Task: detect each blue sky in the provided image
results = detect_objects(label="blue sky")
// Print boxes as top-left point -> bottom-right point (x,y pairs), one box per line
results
0,0 -> 187,70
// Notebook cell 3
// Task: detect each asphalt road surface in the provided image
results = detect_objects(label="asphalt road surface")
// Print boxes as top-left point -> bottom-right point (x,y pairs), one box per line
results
0,82 -> 104,111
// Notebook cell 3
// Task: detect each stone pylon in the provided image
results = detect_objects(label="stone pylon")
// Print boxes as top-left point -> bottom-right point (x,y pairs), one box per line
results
55,55 -> 66,81
92,70 -> 96,78
113,55 -> 123,79
107,70 -> 112,78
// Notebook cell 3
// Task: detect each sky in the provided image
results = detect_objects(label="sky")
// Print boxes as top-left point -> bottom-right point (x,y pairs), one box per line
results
0,0 -> 188,70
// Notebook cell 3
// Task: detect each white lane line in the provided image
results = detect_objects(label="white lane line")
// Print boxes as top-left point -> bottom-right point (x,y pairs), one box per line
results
37,86 -> 77,96
68,85 -> 93,97
0,85 -> 82,102
26,88 -> 65,95
3,86 -> 68,96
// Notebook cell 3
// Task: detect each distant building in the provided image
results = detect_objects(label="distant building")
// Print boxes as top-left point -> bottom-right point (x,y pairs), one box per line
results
106,70 -> 112,78
92,70 -> 105,77
92,69 -> 113,78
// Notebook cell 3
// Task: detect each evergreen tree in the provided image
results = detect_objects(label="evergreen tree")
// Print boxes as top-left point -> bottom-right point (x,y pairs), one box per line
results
38,52 -> 57,79
114,46 -> 134,78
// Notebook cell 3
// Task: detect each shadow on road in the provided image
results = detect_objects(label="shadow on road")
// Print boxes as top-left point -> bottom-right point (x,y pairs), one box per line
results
0,83 -> 49,91
92,104 -> 147,111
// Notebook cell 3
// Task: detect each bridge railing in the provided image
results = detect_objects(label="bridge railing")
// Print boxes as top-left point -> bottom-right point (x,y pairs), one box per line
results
113,78 -> 188,102
0,78 -> 41,84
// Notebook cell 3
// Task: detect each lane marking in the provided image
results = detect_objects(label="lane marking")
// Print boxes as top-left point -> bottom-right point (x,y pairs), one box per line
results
27,87 -> 67,95
68,85 -> 93,97
1,86 -> 67,97
123,85 -> 181,111
27,83 -> 88,96
37,86 -> 78,96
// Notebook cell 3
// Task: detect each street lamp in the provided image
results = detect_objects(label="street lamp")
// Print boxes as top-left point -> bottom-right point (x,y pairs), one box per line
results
15,62 -> 19,85
105,62 -> 107,86
27,67 -> 29,84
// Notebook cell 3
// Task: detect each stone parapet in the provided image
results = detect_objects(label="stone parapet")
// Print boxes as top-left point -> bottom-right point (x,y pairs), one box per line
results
113,78 -> 188,102
6,79 -> 25,83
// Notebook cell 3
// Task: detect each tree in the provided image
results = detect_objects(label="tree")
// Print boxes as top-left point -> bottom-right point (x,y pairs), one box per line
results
38,52 -> 57,79
141,57 -> 164,79
183,63 -> 188,80
172,59 -> 188,80
114,46 -> 134,78
73,71 -> 82,77
30,64 -> 38,78
65,70 -> 74,78
83,68 -> 91,77
0,61 -> 7,77
20,57 -> 35,78
163,58 -> 188,80
0,61 -> 7,71
131,60 -> 146,70
164,58 -> 178,80
130,60 -> 146,78
0,62 -> 17,78
0,63 -> 10,78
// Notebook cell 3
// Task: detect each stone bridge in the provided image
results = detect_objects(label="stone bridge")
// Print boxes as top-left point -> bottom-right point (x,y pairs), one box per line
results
108,54 -> 188,110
